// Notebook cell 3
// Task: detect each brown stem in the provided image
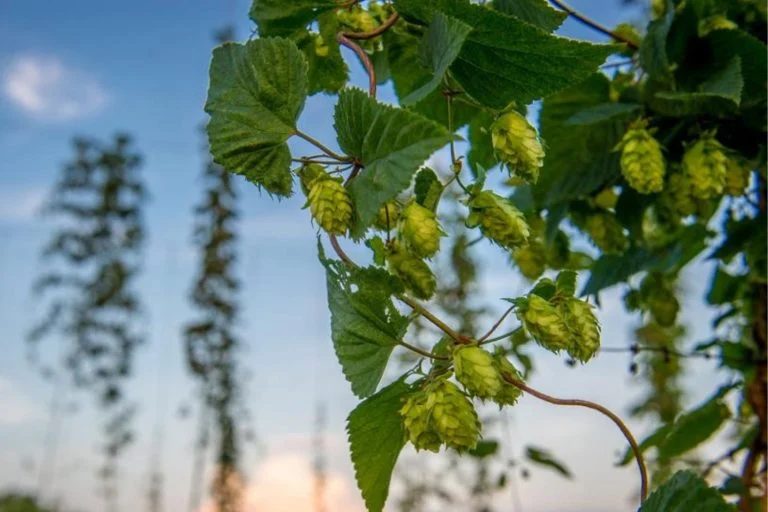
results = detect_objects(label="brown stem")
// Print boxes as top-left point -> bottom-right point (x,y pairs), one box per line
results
399,340 -> 450,360
337,33 -> 377,97
502,374 -> 649,504
549,0 -> 639,50
343,12 -> 400,40
295,130 -> 351,162
477,306 -> 515,343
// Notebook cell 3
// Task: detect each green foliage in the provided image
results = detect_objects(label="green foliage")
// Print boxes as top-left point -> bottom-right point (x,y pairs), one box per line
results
525,446 -> 572,478
491,0 -> 566,32
640,471 -> 735,512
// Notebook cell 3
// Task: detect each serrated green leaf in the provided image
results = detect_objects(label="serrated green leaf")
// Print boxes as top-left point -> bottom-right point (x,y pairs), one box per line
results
205,38 -> 307,196
347,377 -> 411,512
469,440 -> 499,458
467,111 -> 497,175
414,168 -> 444,211
334,88 -> 453,229
640,470 -> 736,512
534,74 -> 624,207
525,446 -> 572,478
402,13 -> 472,105
395,0 -> 615,109
564,102 -> 642,126
555,270 -> 577,297
640,0 -> 675,82
651,57 -> 743,116
249,0 -> 338,37
658,396 -> 730,459
492,0 -> 567,32
321,249 -> 409,397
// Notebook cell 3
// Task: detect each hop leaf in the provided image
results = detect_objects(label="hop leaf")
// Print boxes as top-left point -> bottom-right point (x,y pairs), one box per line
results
400,390 -> 442,452
491,110 -> 545,183
618,123 -> 666,194
375,201 -> 401,231
399,202 -> 443,258
560,298 -> 601,362
582,212 -> 629,255
467,191 -> 530,249
492,350 -> 524,407
428,378 -> 481,451
516,294 -> 570,353
306,169 -> 353,235
682,135 -> 728,199
453,345 -> 502,400
386,242 -> 436,300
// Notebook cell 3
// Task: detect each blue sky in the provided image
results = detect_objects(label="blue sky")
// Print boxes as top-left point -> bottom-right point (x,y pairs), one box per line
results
0,2 -> 735,511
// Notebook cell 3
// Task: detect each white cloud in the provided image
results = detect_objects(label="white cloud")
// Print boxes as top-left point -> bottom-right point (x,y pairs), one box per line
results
0,377 -> 43,426
0,186 -> 46,222
3,55 -> 109,121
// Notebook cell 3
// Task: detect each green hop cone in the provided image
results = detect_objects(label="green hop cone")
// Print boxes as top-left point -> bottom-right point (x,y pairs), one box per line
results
467,191 -> 530,249
661,172 -> 698,217
313,34 -> 329,57
641,274 -> 680,327
582,212 -> 629,255
399,202 -> 442,258
492,351 -> 523,407
491,110 -> 545,183
618,123 -> 666,194
374,200 -> 400,231
593,187 -> 619,210
427,378 -> 481,451
386,242 -> 436,300
516,295 -> 570,353
336,6 -> 377,33
305,170 -> 353,236
400,390 -> 442,453
453,345 -> 502,400
725,158 -> 751,197
513,242 -> 546,280
298,163 -> 326,195
560,298 -> 601,363
682,135 -> 728,199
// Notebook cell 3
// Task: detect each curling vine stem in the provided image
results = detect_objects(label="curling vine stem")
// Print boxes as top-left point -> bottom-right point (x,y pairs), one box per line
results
478,305 -> 515,343
399,340 -> 450,360
549,0 -> 639,49
342,12 -> 400,40
502,374 -> 648,504
295,130 -> 352,162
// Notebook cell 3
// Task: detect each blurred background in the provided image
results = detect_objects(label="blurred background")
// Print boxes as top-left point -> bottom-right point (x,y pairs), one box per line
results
0,1 -> 735,511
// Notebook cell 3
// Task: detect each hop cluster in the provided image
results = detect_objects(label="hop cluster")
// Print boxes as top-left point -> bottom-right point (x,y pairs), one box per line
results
492,351 -> 524,406
386,242 -> 436,300
399,202 -> 442,258
453,345 -> 502,399
336,6 -> 377,33
683,135 -> 728,199
618,124 -> 666,194
583,213 -> 629,255
303,166 -> 353,235
491,110 -> 545,183
375,201 -> 400,231
401,378 -> 480,452
661,173 -> 698,217
560,298 -> 600,362
467,191 -> 530,249
516,294 -> 571,353
725,158 -> 751,197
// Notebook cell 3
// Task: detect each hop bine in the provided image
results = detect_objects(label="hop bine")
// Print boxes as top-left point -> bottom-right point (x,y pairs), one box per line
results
491,110 -> 545,183
617,122 -> 666,194
453,345 -> 502,400
386,241 -> 436,300
399,202 -> 442,258
302,165 -> 353,236
682,134 -> 729,199
466,191 -> 530,249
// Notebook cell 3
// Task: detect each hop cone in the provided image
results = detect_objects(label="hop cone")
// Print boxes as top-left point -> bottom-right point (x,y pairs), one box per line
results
304,168 -> 353,235
298,163 -> 325,195
313,34 -> 329,57
662,173 -> 698,217
467,191 -> 530,249
375,200 -> 400,231
517,295 -> 570,353
453,345 -> 502,400
560,298 -> 601,363
583,212 -> 629,254
492,351 -> 523,407
513,243 -> 546,280
641,274 -> 680,327
683,135 -> 728,199
400,390 -> 441,452
725,158 -> 751,196
618,124 -> 665,194
399,202 -> 442,258
427,378 -> 481,451
337,6 -> 377,33
491,110 -> 545,183
593,187 -> 619,210
387,243 -> 436,300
